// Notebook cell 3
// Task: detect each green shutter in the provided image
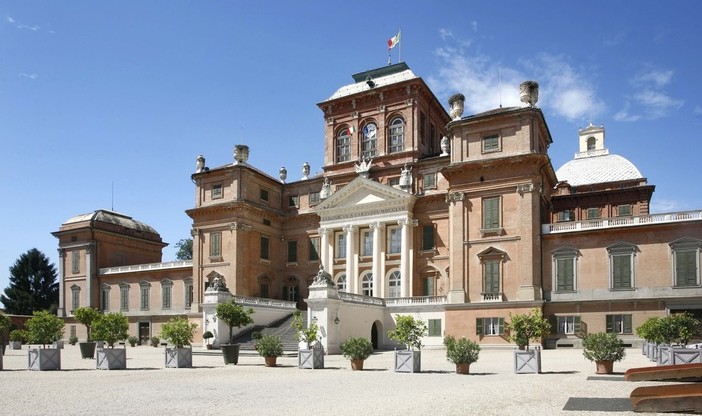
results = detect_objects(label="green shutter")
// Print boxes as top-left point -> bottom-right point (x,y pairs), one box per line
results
556,258 -> 574,291
498,318 -> 505,335
605,315 -> 614,333
423,277 -> 435,296
623,315 -> 632,334
613,255 -> 631,288
422,225 -> 434,250
476,318 -> 483,336
573,316 -> 581,335
484,261 -> 500,293
483,198 -> 500,229
676,250 -> 698,286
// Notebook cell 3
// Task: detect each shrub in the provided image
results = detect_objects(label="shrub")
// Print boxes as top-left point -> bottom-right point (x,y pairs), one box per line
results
160,316 -> 197,348
443,336 -> 480,365
387,315 -> 427,351
255,334 -> 283,357
0,311 -> 10,332
505,308 -> 551,350
214,301 -> 254,344
26,310 -> 65,347
128,336 -> 138,347
582,332 -> 626,362
68,335 -> 79,345
203,330 -> 214,345
150,336 -> 160,347
72,307 -> 101,342
92,312 -> 128,348
340,337 -> 373,361
635,317 -> 663,344
659,313 -> 700,346
10,329 -> 27,342
251,331 -> 262,340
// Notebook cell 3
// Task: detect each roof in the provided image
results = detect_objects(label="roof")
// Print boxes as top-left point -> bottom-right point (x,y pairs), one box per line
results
555,152 -> 643,187
62,209 -> 160,235
327,63 -> 418,101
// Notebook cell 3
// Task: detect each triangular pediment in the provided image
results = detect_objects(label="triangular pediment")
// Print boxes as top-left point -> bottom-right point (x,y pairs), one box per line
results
315,177 -> 415,224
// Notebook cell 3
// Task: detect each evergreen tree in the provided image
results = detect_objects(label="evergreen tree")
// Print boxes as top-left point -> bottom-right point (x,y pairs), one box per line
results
1,248 -> 59,315
175,238 -> 193,261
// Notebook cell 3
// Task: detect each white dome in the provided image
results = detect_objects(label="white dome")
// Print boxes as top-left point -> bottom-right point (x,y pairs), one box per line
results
556,153 -> 643,187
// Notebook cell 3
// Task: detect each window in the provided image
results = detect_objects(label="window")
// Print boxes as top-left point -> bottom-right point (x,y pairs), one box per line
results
423,274 -> 436,296
483,260 -> 500,295
161,280 -> 172,310
211,183 -> 223,199
617,204 -> 632,217
422,225 -> 435,251
587,137 -> 596,150
71,285 -> 80,311
263,218 -> 271,226
555,316 -> 581,335
388,226 -> 401,254
360,229 -> 373,257
209,232 -> 221,258
70,325 -> 76,338
336,274 -> 347,291
608,243 -> 636,290
476,317 -> 504,336
670,238 -> 701,287
337,128 -> 351,162
482,197 -> 501,230
606,314 -> 632,334
553,249 -> 577,292
260,236 -> 270,260
482,135 -> 500,152
288,195 -> 299,208
388,177 -> 400,187
430,124 -> 436,154
335,232 -> 346,259
309,192 -> 320,206
424,172 -> 436,189
140,282 -> 150,311
388,270 -> 401,298
287,240 -> 297,263
388,117 -> 404,153
260,282 -> 269,298
558,210 -> 575,222
309,237 -> 320,261
184,279 -> 193,309
428,319 -> 442,337
420,112 -> 426,144
260,188 -> 269,202
361,273 -> 373,296
101,284 -> 110,311
587,208 -> 601,219
361,122 -> 377,158
72,251 -> 80,274
120,283 -> 129,311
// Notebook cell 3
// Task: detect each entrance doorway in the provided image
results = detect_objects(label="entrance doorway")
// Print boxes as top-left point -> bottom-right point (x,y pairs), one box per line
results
138,322 -> 150,345
371,322 -> 379,349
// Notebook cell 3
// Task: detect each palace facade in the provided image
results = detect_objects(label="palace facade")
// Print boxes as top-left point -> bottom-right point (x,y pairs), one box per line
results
52,62 -> 702,349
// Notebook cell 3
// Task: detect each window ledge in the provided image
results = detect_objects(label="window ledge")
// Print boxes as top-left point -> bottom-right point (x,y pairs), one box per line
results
673,284 -> 702,289
259,259 -> 271,265
208,256 -> 223,263
609,287 -> 635,291
419,248 -> 437,255
480,228 -> 504,237
285,262 -> 298,267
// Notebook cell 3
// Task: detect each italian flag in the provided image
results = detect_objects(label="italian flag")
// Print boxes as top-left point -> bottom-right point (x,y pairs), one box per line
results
387,31 -> 400,50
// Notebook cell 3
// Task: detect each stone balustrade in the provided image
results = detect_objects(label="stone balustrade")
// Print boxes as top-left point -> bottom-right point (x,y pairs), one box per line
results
543,210 -> 702,235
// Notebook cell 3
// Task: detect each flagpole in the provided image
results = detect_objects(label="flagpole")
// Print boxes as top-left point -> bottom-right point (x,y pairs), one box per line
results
398,28 -> 401,63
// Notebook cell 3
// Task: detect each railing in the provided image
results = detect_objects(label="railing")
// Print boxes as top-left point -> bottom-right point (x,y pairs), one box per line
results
481,292 -> 503,302
385,296 -> 447,306
543,210 -> 702,235
338,292 -> 386,306
100,260 -> 193,275
231,295 -> 297,309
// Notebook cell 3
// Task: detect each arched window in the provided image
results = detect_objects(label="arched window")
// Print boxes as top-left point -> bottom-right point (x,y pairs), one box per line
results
361,122 -> 377,158
336,273 -> 347,291
337,128 -> 351,162
361,273 -> 373,296
388,270 -> 401,298
587,136 -> 596,150
388,117 -> 404,153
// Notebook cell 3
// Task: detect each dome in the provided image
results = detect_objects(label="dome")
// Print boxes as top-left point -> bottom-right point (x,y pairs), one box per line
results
556,153 -> 643,187
62,209 -> 160,235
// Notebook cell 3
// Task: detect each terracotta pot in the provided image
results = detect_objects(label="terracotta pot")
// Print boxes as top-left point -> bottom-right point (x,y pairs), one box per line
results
350,359 -> 364,371
264,356 -> 278,367
455,363 -> 470,374
595,360 -> 614,374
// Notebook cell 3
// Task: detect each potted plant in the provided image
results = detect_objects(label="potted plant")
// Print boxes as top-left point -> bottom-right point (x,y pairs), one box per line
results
0,311 -> 10,357
340,337 -> 373,370
291,310 -> 323,369
92,312 -> 129,370
160,316 -> 198,368
636,316 -> 663,360
255,334 -> 283,367
214,300 -> 254,365
150,336 -> 160,347
443,335 -> 480,374
127,336 -> 138,347
69,335 -> 79,345
657,313 -> 701,365
387,315 -> 427,373
72,306 -> 101,359
582,332 -> 626,374
26,310 -> 65,371
9,329 -> 26,350
505,308 -> 550,374
203,330 -> 214,349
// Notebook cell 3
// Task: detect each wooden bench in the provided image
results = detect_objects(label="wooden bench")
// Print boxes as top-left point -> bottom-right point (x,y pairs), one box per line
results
625,363 -> 702,382
630,383 -> 702,413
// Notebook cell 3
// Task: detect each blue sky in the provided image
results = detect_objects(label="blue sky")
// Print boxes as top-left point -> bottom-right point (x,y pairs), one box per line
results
2,1 -> 701,294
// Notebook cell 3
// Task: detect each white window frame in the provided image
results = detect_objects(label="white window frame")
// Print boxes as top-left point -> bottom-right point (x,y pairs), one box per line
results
387,226 -> 401,254
335,232 -> 346,259
388,117 -> 404,153
360,229 -> 373,257
387,270 -> 401,298
361,273 -> 373,296
337,128 -> 351,162
336,273 -> 347,291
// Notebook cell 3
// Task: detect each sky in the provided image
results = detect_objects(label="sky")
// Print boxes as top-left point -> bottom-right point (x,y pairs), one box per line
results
2,1 -> 702,294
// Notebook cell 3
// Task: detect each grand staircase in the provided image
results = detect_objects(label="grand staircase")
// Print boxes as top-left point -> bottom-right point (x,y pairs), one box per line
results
232,311 -> 305,353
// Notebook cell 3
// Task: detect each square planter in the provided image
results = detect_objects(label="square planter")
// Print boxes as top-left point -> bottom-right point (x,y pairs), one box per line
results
394,350 -> 421,373
96,348 -> 127,370
165,347 -> 192,368
514,347 -> 541,374
671,348 -> 702,365
28,348 -> 61,371
298,344 -> 324,369
657,346 -> 672,366
10,341 -> 22,350
52,340 -> 64,349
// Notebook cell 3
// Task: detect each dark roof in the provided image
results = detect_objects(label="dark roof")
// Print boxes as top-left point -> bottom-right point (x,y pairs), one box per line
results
351,62 -> 410,83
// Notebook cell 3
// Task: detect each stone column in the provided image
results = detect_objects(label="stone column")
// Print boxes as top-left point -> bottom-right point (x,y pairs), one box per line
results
85,243 -> 95,308
344,225 -> 357,294
399,218 -> 412,297
447,192 -> 467,303
370,222 -> 384,297
57,249 -> 65,317
319,228 -> 333,273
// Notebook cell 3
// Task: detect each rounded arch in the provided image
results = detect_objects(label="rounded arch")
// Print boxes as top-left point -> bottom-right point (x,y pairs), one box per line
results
335,272 -> 347,292
360,119 -> 378,158
335,125 -> 352,163
387,115 -> 405,153
419,265 -> 444,296
386,269 -> 401,298
371,319 -> 384,349
360,271 -> 373,296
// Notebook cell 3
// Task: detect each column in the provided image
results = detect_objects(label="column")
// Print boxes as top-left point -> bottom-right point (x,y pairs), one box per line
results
399,218 -> 411,298
57,249 -> 65,317
447,192 -> 467,303
318,227 -> 332,272
344,225 -> 357,294
85,243 -> 95,308
370,222 -> 384,297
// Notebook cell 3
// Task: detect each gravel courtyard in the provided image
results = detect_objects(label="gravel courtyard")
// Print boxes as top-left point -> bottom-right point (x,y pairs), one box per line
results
0,345 -> 692,415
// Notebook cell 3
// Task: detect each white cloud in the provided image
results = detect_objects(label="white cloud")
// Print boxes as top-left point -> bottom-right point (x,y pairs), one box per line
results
439,28 -> 453,41
633,89 -> 683,118
621,67 -> 683,118
470,21 -> 478,33
18,73 -> 39,79
613,102 -> 641,122
7,16 -> 40,31
694,105 -> 702,116
632,68 -> 673,88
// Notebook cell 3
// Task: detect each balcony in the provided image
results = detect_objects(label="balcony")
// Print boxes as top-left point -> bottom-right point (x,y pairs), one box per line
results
385,296 -> 447,306
481,292 -> 504,302
543,210 -> 702,235
100,260 -> 193,275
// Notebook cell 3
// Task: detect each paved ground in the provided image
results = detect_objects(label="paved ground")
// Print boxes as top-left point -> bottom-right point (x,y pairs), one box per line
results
0,344 -> 694,415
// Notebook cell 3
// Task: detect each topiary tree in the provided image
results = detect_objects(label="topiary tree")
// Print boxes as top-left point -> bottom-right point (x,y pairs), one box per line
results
582,332 -> 626,362
636,316 -> 664,344
387,315 -> 427,351
72,306 -> 101,342
214,300 -> 254,344
160,316 -> 198,348
26,310 -> 65,348
291,309 -> 319,347
92,312 -> 128,348
659,313 -> 701,346
505,308 -> 551,350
